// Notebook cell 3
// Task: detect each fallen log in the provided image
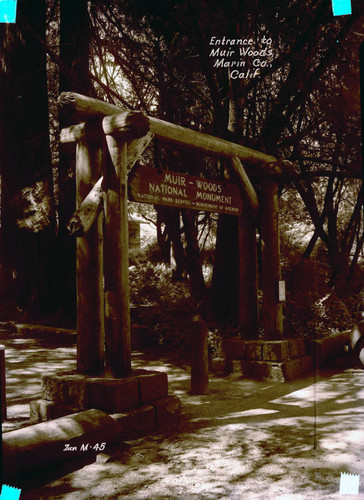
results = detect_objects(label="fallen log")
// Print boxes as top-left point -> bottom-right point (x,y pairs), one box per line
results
3,409 -> 121,484
310,331 -> 352,367
347,321 -> 364,366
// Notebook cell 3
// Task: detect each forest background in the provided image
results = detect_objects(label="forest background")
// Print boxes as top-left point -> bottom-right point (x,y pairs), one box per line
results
0,0 -> 363,351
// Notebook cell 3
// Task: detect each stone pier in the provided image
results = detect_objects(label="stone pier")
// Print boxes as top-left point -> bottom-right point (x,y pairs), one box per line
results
215,338 -> 314,381
30,370 -> 181,440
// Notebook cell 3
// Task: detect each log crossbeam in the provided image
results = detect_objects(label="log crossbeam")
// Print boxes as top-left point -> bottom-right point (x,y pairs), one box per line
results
59,93 -> 274,236
59,92 -> 277,166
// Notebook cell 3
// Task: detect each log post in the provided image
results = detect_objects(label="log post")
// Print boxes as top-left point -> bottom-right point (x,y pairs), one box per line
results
231,157 -> 259,225
238,211 -> 259,339
76,142 -> 104,374
102,112 -> 149,377
260,179 -> 283,339
68,133 -> 154,236
190,315 -> 209,395
103,137 -> 131,377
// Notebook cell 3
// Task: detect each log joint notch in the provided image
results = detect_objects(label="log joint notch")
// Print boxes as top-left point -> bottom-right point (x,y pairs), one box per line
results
102,111 -> 150,140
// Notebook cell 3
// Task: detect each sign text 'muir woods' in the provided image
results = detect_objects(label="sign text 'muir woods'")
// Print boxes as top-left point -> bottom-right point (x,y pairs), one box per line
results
129,165 -> 242,215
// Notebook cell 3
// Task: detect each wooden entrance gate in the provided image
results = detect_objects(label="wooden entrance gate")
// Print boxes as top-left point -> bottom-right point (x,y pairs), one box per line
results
59,92 -> 289,378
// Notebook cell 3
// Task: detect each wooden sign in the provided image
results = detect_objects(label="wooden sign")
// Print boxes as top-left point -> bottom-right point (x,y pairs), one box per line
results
129,165 -> 242,215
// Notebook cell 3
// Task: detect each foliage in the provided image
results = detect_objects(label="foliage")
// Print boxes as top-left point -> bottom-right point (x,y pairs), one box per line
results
129,241 -> 235,354
89,0 -> 364,311
1,0 -> 363,327
282,248 -> 353,339
129,243 -> 190,306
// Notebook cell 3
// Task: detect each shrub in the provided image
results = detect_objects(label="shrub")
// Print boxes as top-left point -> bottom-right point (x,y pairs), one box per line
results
282,254 -> 352,339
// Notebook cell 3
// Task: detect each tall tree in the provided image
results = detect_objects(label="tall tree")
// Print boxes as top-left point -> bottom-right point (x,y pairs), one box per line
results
89,0 -> 363,315
56,0 -> 94,319
61,0 -> 363,324
0,0 -> 55,317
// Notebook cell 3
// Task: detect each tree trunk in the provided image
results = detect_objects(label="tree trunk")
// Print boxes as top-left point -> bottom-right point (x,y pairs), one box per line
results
181,210 -> 206,303
238,211 -> 259,339
210,74 -> 245,324
60,0 -> 93,95
156,207 -> 171,264
260,179 -> 283,339
0,0 -> 55,318
211,214 -> 239,323
57,0 -> 94,319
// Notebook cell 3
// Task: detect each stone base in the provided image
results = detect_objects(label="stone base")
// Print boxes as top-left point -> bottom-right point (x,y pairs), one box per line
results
31,370 -> 181,437
41,369 -> 168,411
218,338 -> 313,382
30,400 -> 80,422
210,357 -> 230,376
30,396 -> 181,440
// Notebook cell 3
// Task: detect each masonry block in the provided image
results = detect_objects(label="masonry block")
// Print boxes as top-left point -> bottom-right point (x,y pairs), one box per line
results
298,338 -> 306,356
41,375 -> 68,403
111,405 -> 156,440
30,400 -> 53,422
270,364 -> 286,382
252,361 -> 269,380
138,371 -> 168,404
253,362 -> 285,382
41,370 -> 170,413
230,360 -> 243,374
301,355 -> 314,375
30,400 -> 80,422
288,339 -> 300,359
221,339 -> 314,382
88,378 -> 140,412
262,341 -> 290,362
222,338 -> 246,359
211,357 -> 230,376
245,341 -> 263,361
282,359 -> 302,381
153,396 -> 181,426
66,374 -> 91,408
241,360 -> 254,378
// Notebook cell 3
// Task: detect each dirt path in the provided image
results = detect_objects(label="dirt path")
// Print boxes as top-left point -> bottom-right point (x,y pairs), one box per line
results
1,333 -> 364,499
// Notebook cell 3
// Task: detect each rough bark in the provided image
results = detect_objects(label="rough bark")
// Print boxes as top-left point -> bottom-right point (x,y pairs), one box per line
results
0,0 -> 55,317
57,0 -> 94,319
181,210 -> 206,303
211,214 -> 240,323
